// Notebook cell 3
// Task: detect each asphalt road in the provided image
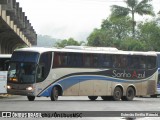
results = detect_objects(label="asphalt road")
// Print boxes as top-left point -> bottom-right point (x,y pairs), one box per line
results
0,95 -> 160,120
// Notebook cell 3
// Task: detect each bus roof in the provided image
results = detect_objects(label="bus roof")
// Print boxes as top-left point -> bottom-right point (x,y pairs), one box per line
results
15,47 -> 54,53
147,51 -> 160,55
64,46 -> 119,51
15,47 -> 157,56
0,54 -> 11,58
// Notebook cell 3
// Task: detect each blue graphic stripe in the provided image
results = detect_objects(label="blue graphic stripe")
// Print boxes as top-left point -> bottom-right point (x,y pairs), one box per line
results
39,75 -> 150,97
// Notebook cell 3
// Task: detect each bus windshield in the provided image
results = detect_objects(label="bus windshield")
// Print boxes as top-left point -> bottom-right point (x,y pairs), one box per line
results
8,51 -> 39,84
11,51 -> 39,63
8,62 -> 36,84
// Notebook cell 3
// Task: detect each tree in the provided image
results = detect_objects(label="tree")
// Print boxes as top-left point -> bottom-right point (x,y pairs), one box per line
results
137,20 -> 160,51
87,29 -> 105,47
101,15 -> 132,40
120,37 -> 145,50
111,0 -> 154,37
87,15 -> 132,48
55,38 -> 81,48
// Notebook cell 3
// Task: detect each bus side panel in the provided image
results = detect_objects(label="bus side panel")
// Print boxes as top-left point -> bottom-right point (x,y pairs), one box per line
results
0,71 -> 7,94
106,81 -> 112,95
134,83 -> 142,96
79,80 -> 94,96
147,80 -> 156,95
62,80 -> 79,96
146,71 -> 158,95
63,84 -> 79,96
142,81 -> 149,95
93,80 -> 107,95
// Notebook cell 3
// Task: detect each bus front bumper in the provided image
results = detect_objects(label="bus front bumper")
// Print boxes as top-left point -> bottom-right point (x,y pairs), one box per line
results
7,89 -> 35,96
7,84 -> 35,96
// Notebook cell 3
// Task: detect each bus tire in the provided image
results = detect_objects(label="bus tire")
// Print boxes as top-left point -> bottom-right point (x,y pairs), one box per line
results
113,87 -> 122,101
27,96 -> 35,101
88,96 -> 98,101
101,96 -> 112,101
122,87 -> 135,101
50,86 -> 59,101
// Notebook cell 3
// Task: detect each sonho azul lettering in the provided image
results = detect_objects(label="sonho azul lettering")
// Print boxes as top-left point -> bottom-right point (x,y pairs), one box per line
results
112,70 -> 145,78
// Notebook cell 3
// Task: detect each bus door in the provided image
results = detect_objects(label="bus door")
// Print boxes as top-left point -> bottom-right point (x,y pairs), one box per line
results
0,71 -> 7,93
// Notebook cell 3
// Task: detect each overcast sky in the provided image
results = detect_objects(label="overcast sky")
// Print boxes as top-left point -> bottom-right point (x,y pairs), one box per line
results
16,0 -> 160,41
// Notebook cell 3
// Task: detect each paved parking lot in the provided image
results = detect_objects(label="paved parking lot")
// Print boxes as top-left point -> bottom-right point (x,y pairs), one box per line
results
0,95 -> 160,120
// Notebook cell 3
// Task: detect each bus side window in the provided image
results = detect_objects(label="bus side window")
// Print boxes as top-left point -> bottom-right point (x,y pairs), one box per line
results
4,60 -> 10,70
139,57 -> 146,69
129,56 -> 139,69
146,56 -> 156,69
84,54 -> 91,67
98,54 -> 103,67
53,53 -> 60,68
76,54 -> 83,67
113,55 -> 121,68
63,53 -> 68,66
37,65 -> 43,79
60,53 -> 68,67
72,54 -> 77,67
103,55 -> 112,68
0,59 -> 10,71
37,52 -> 52,83
0,60 -> 2,70
93,54 -> 98,67
67,53 -> 71,67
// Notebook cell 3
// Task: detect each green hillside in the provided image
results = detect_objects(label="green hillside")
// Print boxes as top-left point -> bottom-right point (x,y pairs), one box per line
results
37,35 -> 61,47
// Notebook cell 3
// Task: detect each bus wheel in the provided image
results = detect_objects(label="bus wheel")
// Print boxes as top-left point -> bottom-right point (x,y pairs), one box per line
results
113,87 -> 122,101
50,87 -> 58,101
122,87 -> 135,101
88,96 -> 98,101
27,96 -> 35,101
101,96 -> 112,101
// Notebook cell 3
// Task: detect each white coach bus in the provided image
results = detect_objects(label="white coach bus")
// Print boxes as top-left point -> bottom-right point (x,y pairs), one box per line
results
0,54 -> 11,94
7,47 -> 158,101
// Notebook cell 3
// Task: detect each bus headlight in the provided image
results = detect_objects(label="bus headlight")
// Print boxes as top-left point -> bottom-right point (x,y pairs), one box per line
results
7,85 -> 11,89
26,86 -> 33,91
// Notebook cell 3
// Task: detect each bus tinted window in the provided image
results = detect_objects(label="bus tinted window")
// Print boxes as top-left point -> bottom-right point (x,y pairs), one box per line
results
128,56 -> 144,69
0,58 -> 10,71
146,56 -> 156,69
97,54 -> 113,68
84,54 -> 91,67
53,52 -> 83,68
11,52 -> 39,63
37,52 -> 52,83
53,52 -> 156,70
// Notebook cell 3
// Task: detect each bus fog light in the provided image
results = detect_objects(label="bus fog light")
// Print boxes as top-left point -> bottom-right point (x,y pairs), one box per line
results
26,87 -> 33,91
7,85 -> 11,89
